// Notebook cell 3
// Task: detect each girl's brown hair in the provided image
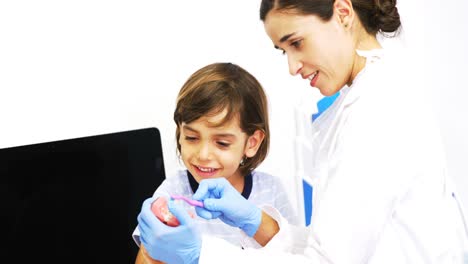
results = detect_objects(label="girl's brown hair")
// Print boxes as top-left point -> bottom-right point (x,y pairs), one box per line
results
174,62 -> 269,176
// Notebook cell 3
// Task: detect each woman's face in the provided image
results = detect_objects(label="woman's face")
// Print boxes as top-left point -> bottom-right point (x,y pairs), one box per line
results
264,10 -> 356,96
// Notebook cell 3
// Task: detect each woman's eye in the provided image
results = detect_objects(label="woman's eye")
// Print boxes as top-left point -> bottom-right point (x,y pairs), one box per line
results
185,136 -> 197,141
291,39 -> 302,49
279,39 -> 302,55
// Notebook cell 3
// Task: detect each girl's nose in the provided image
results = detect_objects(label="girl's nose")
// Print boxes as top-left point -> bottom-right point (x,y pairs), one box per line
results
197,143 -> 213,160
288,54 -> 303,76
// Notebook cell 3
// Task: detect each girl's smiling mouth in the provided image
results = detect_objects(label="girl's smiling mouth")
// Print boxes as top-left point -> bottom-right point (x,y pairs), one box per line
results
194,165 -> 218,178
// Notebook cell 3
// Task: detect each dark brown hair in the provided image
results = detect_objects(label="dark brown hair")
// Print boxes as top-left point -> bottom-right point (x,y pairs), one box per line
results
260,0 -> 401,36
173,62 -> 270,176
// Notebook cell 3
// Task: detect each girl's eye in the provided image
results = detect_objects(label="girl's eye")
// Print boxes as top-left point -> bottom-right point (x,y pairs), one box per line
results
185,136 -> 198,141
217,141 -> 231,148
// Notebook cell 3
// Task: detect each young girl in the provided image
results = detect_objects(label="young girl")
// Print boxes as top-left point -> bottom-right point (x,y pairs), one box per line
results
133,62 -> 298,263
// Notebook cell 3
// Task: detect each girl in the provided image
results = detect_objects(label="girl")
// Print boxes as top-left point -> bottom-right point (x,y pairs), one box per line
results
134,62 -> 298,263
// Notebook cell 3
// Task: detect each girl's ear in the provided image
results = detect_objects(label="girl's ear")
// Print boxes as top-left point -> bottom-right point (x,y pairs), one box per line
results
244,130 -> 265,158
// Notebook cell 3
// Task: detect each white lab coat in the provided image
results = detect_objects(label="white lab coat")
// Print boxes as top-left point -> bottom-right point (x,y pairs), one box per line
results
198,48 -> 468,263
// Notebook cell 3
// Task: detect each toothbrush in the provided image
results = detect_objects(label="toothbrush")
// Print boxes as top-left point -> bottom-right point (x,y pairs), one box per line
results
170,194 -> 204,208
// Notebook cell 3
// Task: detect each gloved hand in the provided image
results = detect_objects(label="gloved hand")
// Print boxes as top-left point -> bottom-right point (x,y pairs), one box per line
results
192,178 -> 262,237
137,197 -> 201,264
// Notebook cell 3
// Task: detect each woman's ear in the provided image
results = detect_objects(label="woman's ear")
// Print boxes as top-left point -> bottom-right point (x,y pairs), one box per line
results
334,0 -> 355,28
244,130 -> 265,158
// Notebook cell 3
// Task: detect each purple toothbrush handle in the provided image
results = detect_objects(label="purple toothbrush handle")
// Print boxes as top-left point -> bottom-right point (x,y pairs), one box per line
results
170,194 -> 204,207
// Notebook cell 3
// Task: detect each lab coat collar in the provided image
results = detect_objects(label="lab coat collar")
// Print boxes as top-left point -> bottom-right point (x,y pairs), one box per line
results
308,48 -> 386,180
341,48 -> 385,106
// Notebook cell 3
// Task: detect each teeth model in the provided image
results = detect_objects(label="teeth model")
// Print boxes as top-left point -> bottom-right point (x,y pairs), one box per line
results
150,196 -> 195,227
151,196 -> 180,226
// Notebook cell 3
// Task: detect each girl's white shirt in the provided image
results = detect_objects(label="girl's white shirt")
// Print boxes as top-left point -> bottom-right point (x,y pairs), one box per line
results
199,48 -> 468,263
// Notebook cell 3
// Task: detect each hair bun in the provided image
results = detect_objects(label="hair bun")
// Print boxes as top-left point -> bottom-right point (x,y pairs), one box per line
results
374,0 -> 401,33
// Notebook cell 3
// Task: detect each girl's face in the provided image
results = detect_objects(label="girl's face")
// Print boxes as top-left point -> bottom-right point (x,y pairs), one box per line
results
263,10 -> 356,96
179,109 -> 263,184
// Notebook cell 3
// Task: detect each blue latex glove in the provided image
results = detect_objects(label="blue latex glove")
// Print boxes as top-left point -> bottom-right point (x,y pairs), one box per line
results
137,197 -> 201,264
192,178 -> 262,237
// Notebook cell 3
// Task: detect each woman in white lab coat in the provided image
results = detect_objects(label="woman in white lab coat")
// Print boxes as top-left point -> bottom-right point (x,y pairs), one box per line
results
136,0 -> 468,263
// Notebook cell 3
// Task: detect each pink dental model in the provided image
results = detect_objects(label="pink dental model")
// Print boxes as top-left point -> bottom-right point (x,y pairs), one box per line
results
150,195 -> 198,227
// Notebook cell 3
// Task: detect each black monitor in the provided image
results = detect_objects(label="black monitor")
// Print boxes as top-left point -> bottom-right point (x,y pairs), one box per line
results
0,127 -> 166,263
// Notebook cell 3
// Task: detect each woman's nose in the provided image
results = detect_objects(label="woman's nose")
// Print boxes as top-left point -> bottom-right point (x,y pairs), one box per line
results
288,54 -> 302,76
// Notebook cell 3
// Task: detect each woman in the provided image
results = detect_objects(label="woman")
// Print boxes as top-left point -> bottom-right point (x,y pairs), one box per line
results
137,0 -> 468,263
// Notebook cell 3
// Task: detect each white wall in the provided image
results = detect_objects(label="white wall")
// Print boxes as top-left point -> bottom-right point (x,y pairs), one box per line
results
1,0 -> 467,216
0,0 -> 307,218
398,0 -> 468,211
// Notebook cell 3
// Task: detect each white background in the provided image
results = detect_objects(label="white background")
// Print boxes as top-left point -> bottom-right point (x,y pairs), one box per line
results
1,1 -> 467,218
